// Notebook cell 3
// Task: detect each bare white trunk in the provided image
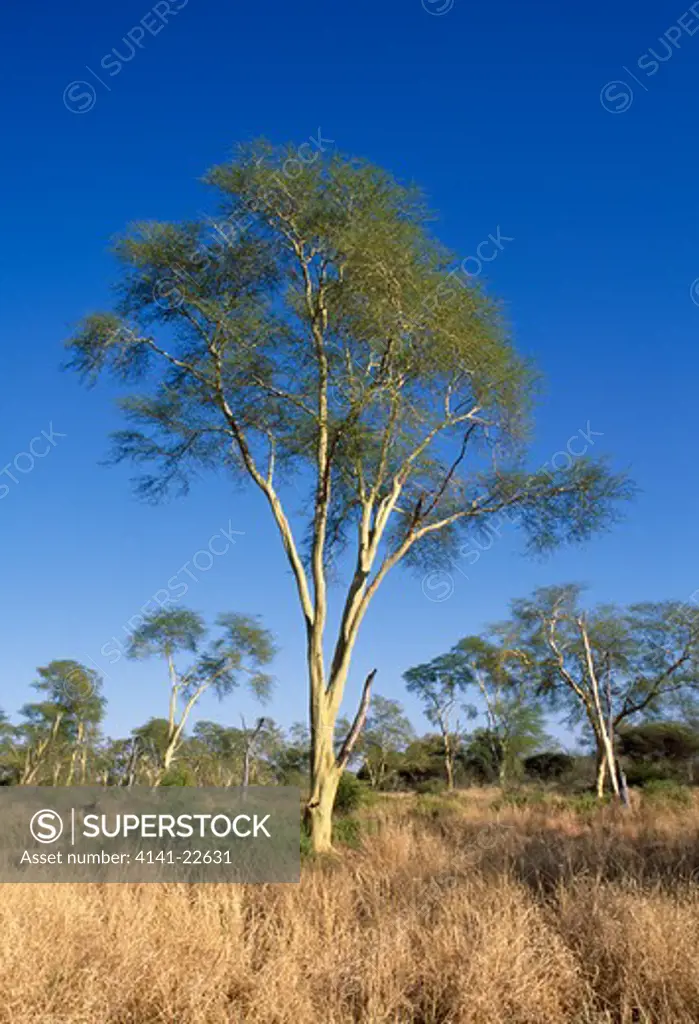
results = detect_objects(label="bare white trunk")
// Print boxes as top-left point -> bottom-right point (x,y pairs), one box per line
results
305,681 -> 340,853
596,748 -> 607,798
579,618 -> 620,799
305,647 -> 375,852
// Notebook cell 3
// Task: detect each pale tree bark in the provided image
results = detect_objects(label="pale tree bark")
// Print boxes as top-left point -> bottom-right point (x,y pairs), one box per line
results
605,663 -> 630,808
595,743 -> 608,798
444,732 -> 455,790
19,712 -> 64,785
437,715 -> 456,790
65,746 -> 77,786
124,737 -> 140,788
578,618 -> 620,798
65,721 -> 85,786
305,683 -> 340,852
241,716 -> 266,788
79,739 -> 88,784
304,666 -> 376,849
498,743 -> 510,788
156,718 -> 189,783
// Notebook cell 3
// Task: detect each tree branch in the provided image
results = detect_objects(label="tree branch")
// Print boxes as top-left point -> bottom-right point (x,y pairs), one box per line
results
336,669 -> 376,772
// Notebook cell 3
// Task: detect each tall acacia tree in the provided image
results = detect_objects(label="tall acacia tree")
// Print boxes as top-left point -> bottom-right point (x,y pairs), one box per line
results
17,661 -> 105,785
66,141 -> 632,850
404,656 -> 468,789
448,635 -> 547,787
358,695 -> 415,789
507,585 -> 699,797
126,609 -> 276,783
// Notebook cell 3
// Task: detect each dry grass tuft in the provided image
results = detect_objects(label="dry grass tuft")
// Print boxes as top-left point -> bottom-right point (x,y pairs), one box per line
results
2,790 -> 699,1022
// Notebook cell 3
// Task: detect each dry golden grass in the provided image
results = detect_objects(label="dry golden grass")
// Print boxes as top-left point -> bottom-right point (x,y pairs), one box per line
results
3,789 -> 699,1023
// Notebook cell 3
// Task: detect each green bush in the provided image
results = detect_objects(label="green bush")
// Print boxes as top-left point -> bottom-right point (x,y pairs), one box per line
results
566,792 -> 610,815
523,751 -> 575,781
333,772 -> 365,815
160,764 -> 197,786
414,778 -> 447,796
624,760 -> 681,787
642,779 -> 692,806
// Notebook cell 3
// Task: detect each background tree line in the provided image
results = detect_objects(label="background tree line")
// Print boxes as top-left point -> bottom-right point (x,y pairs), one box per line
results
4,584 -> 699,799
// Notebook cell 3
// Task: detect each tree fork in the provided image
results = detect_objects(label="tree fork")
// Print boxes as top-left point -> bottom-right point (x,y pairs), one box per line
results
305,668 -> 376,853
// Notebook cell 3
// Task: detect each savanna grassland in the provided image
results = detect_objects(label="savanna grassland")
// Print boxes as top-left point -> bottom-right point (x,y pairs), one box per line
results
3,788 -> 699,1024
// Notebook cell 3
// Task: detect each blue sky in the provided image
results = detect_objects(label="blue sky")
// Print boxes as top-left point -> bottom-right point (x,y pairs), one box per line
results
2,0 -> 698,747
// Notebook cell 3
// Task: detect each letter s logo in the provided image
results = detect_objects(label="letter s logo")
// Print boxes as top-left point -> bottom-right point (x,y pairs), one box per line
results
30,809 -> 64,844
62,81 -> 97,115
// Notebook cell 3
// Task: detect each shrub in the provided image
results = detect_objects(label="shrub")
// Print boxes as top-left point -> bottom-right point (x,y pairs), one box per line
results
642,779 -> 692,807
618,722 -> 699,763
566,792 -> 610,815
160,764 -> 197,786
524,751 -> 575,781
333,772 -> 365,815
414,778 -> 447,796
624,760 -> 682,787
